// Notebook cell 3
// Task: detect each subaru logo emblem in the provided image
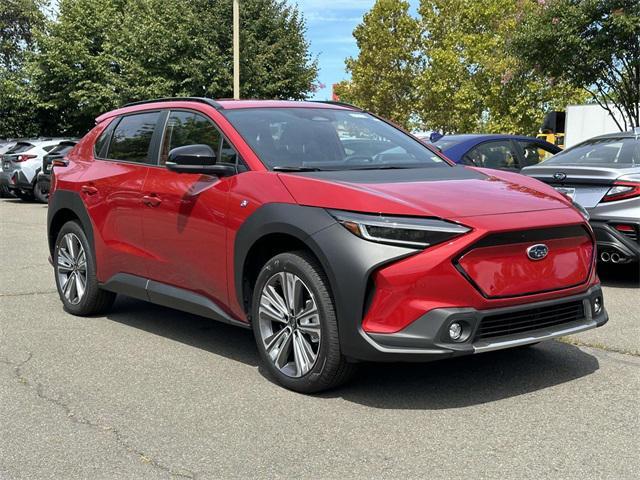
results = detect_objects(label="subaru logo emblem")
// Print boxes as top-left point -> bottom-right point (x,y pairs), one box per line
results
527,244 -> 549,261
553,172 -> 567,181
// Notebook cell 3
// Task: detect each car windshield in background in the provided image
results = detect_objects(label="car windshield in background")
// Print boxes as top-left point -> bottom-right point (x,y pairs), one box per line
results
6,142 -> 34,154
223,108 -> 449,171
433,136 -> 470,150
543,137 -> 639,167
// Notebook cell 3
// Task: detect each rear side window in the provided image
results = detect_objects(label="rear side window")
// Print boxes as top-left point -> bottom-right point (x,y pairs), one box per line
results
160,111 -> 220,165
465,141 -> 520,169
94,122 -> 115,158
107,112 -> 161,163
7,142 -> 34,154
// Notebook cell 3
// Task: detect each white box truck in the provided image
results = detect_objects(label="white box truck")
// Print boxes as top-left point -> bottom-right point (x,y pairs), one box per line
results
564,104 -> 631,148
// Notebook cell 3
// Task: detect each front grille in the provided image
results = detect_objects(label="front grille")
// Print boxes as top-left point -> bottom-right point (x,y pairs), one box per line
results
475,301 -> 585,340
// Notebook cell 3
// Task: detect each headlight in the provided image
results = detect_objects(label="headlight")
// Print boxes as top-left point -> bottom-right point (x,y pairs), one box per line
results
328,210 -> 470,249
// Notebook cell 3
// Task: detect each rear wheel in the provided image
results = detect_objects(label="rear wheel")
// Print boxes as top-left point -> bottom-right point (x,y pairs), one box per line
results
251,251 -> 355,393
33,180 -> 49,203
54,221 -> 116,315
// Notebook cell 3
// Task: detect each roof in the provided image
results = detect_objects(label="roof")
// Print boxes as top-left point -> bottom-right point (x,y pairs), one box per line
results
95,98 -> 358,123
437,134 -> 544,142
584,130 -> 640,140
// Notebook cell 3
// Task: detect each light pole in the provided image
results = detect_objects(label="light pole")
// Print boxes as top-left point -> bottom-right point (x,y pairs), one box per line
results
233,0 -> 240,99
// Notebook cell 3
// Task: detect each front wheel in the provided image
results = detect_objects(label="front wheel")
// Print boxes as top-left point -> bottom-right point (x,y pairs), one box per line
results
54,221 -> 116,315
251,251 -> 355,393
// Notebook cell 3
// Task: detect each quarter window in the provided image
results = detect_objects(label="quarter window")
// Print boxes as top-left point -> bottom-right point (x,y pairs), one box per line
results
107,111 -> 161,163
160,111 -> 220,165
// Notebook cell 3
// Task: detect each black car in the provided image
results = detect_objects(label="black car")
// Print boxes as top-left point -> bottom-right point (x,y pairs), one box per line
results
35,141 -> 77,203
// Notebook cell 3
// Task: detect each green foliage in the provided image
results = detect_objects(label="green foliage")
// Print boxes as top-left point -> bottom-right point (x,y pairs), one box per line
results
342,0 -> 587,134
0,0 -> 45,137
4,0 -> 318,137
418,0 -> 587,134
512,0 -> 640,130
337,0 -> 420,129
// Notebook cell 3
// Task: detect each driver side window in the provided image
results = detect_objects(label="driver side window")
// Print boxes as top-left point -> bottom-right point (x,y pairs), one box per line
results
160,111 -> 221,165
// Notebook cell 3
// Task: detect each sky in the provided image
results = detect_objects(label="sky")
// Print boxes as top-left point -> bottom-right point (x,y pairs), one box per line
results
294,1 -> 418,100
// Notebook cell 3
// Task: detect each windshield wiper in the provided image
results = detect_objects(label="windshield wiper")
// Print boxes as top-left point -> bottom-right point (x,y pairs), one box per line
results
346,165 -> 421,170
272,166 -> 324,172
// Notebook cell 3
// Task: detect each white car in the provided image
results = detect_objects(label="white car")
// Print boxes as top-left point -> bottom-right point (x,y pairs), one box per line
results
0,139 -> 73,202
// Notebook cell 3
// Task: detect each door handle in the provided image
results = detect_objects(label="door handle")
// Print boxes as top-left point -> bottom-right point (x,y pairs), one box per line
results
142,194 -> 162,207
81,185 -> 98,196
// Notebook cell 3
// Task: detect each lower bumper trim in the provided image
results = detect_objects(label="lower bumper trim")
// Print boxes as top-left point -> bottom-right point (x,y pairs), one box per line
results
362,285 -> 607,361
473,319 -> 597,353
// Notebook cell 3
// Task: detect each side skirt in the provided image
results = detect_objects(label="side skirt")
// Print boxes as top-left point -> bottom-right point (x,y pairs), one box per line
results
100,273 -> 250,329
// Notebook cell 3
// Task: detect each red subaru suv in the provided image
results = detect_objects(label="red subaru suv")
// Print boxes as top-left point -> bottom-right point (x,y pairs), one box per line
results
48,98 -> 607,392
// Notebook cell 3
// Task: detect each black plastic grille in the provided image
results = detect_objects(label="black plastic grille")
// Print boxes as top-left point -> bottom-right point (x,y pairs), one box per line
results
475,301 -> 585,340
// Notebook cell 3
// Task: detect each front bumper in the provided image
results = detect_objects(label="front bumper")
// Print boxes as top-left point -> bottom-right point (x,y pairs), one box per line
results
365,285 -> 607,360
306,207 -> 604,363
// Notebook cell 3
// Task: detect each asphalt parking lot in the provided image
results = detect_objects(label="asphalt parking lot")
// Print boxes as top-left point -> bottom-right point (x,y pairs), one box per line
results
1,198 -> 638,480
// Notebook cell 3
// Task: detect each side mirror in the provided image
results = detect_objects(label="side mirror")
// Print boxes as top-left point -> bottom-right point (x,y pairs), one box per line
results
166,144 -> 235,177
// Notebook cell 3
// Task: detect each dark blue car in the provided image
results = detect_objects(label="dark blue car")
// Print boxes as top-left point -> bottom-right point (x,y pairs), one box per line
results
433,134 -> 561,171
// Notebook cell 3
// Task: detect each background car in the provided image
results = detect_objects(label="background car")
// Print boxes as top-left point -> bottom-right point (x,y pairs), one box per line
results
0,139 -> 72,202
522,130 -> 640,265
0,140 -> 18,197
434,134 -> 561,171
35,140 -> 77,203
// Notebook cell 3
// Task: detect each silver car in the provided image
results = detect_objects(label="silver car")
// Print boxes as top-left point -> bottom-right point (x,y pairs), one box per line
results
522,129 -> 640,265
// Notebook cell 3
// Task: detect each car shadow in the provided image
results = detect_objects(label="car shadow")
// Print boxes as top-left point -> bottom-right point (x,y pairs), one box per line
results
597,263 -> 640,288
106,296 -> 600,409
323,342 -> 599,409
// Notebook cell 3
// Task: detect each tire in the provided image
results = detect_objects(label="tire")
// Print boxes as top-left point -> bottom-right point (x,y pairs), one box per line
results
53,220 -> 116,316
251,251 -> 356,393
15,190 -> 34,201
33,180 -> 49,203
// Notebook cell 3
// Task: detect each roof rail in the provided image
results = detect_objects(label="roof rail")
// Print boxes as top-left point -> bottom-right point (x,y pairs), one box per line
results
311,100 -> 363,111
122,97 -> 224,110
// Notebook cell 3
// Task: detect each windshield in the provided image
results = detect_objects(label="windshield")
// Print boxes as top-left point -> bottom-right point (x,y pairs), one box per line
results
544,137 -> 639,167
434,136 -> 470,150
223,108 -> 448,171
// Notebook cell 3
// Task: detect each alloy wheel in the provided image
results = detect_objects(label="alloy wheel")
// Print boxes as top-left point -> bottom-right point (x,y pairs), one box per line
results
56,233 -> 87,305
258,272 -> 321,378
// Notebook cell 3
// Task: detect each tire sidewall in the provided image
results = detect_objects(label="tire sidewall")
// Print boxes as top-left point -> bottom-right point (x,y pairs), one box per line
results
53,221 -> 99,315
34,180 -> 49,203
251,253 -> 337,392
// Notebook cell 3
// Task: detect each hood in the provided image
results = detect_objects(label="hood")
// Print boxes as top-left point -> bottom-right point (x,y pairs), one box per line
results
278,166 -> 571,219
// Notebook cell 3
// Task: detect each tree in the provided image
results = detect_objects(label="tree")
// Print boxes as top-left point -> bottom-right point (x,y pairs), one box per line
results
336,0 -> 421,129
0,0 -> 45,137
512,0 -> 640,130
30,0 -> 318,136
416,0 -> 586,134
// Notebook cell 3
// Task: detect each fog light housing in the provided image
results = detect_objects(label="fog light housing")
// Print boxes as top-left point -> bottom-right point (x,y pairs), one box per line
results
449,322 -> 463,342
593,296 -> 603,315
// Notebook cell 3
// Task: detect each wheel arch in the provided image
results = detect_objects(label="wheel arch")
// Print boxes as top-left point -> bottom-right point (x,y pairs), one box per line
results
234,204 -> 338,318
47,190 -> 96,261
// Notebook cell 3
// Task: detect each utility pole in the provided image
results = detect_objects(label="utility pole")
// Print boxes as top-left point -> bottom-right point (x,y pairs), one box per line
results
233,0 -> 240,100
